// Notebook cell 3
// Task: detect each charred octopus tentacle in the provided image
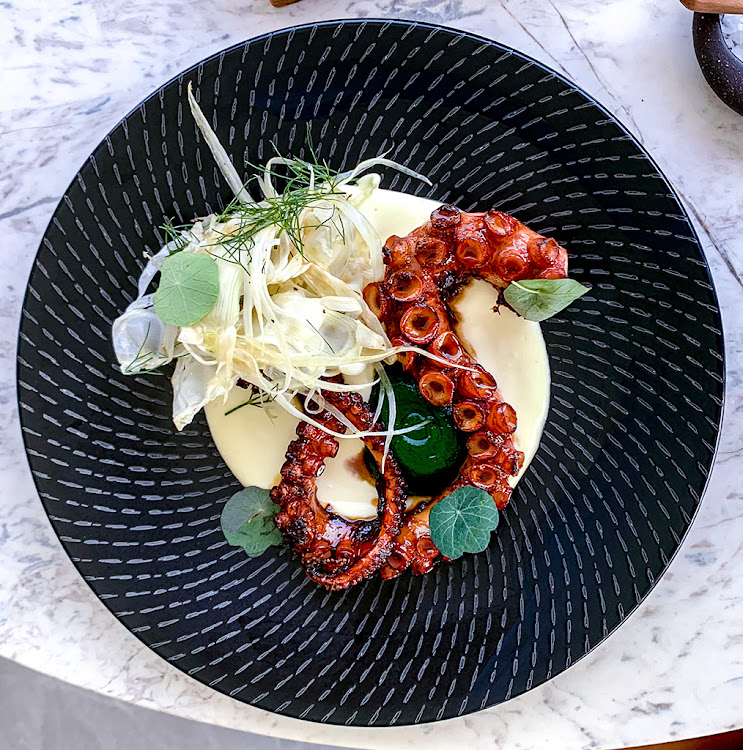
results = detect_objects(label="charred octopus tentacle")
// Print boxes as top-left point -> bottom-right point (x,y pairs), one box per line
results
273,205 -> 568,589
363,205 -> 568,579
271,388 -> 407,591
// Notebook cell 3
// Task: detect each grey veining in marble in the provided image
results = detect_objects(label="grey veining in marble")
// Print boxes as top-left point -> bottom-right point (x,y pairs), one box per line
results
1,1 -> 742,749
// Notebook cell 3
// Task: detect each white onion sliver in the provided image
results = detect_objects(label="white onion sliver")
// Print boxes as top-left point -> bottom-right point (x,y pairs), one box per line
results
187,82 -> 252,204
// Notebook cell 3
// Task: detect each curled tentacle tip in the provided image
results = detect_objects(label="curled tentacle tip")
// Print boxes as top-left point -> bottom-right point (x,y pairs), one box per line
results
279,204 -> 568,588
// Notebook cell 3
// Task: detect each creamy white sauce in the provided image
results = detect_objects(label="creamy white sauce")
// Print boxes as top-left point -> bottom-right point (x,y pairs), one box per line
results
205,394 -> 300,490
451,279 -> 550,486
205,189 -> 550,519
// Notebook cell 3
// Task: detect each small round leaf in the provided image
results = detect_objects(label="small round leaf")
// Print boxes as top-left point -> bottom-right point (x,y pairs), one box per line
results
153,252 -> 219,326
221,486 -> 281,558
429,486 -> 500,560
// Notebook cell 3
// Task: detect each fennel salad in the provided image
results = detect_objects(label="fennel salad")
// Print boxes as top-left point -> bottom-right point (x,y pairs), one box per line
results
114,86 -> 429,440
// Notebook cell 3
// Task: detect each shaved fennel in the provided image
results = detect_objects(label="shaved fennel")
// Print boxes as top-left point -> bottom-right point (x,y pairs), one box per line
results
112,86 -> 433,448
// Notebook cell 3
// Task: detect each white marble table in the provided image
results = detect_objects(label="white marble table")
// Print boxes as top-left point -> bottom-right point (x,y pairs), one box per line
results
2,1 -> 742,748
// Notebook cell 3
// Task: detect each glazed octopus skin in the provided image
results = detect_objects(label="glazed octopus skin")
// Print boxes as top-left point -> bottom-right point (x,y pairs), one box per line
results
270,388 -> 408,591
362,205 -> 569,579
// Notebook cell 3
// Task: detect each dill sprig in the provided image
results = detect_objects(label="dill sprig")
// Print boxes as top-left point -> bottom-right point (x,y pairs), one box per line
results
225,385 -> 273,415
125,348 -> 188,376
158,149 -> 358,278
124,351 -> 167,376
211,155 -> 353,258
161,217 -> 193,253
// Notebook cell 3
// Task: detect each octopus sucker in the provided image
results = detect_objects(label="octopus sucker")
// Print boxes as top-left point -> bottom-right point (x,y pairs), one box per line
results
273,204 -> 568,589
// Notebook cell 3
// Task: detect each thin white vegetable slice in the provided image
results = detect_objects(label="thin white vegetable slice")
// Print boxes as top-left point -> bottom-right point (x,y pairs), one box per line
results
187,82 -> 253,205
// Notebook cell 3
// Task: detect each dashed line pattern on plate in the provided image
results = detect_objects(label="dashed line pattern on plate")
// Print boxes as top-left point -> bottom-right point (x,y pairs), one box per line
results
17,20 -> 723,727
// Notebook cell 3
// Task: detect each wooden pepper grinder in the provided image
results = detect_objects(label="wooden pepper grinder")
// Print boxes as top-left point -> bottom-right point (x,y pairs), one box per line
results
680,0 -> 743,9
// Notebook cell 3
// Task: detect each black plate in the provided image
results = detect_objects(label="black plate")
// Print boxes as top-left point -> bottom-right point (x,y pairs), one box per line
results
17,20 -> 724,726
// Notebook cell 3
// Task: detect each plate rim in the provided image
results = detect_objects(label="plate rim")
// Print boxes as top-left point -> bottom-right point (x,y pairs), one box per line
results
16,16 -> 727,726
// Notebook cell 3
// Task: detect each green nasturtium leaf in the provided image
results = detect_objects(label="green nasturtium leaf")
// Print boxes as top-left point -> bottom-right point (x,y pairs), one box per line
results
429,486 -> 500,560
503,278 -> 590,323
153,251 -> 219,326
220,486 -> 281,558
